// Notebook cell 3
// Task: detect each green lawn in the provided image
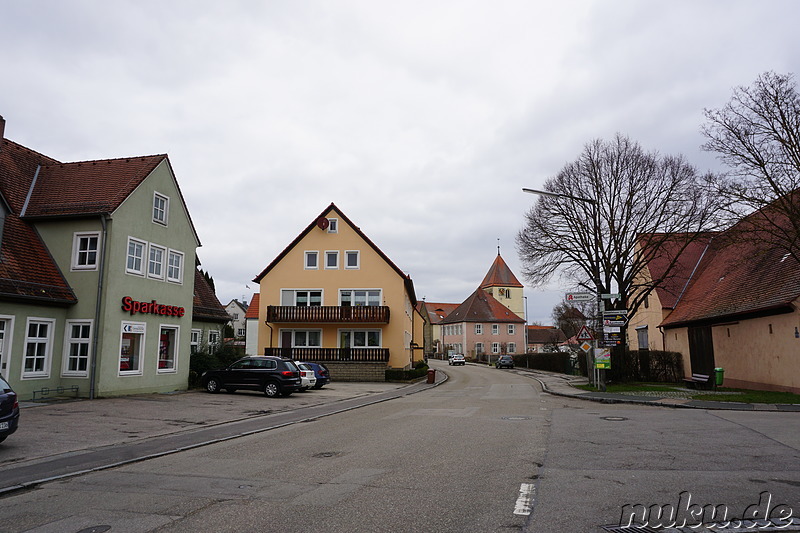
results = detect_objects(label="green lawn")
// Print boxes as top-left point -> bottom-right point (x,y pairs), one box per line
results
575,383 -> 800,404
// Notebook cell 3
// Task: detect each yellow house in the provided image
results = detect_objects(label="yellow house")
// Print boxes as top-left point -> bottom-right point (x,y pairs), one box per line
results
252,204 -> 425,381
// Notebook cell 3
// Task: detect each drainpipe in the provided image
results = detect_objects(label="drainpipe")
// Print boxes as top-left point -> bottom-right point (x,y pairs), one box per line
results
89,215 -> 109,400
265,321 -> 274,354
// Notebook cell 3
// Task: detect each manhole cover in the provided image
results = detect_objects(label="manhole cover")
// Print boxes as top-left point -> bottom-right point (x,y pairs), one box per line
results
502,416 -> 532,421
601,416 -> 628,421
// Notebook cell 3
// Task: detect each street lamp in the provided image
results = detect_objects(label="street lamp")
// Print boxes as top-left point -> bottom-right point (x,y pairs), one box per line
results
522,188 -> 605,390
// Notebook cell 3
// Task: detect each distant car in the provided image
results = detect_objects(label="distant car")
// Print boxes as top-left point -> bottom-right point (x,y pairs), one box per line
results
0,374 -> 19,444
300,362 -> 330,389
202,356 -> 301,397
295,362 -> 318,391
495,355 -> 514,369
448,354 -> 466,366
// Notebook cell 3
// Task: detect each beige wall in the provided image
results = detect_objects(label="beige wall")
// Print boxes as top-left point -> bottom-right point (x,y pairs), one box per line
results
257,210 -> 418,369
664,307 -> 800,393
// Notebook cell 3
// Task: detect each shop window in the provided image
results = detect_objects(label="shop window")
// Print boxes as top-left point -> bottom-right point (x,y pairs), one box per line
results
158,326 -> 178,372
120,322 -> 145,375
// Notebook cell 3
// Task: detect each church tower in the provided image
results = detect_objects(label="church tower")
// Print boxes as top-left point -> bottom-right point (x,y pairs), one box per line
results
480,252 -> 525,320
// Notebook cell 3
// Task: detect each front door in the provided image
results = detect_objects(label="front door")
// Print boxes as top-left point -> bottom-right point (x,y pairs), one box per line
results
280,331 -> 293,359
688,326 -> 715,376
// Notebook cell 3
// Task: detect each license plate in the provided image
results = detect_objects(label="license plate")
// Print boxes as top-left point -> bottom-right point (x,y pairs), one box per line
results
0,421 -> 8,430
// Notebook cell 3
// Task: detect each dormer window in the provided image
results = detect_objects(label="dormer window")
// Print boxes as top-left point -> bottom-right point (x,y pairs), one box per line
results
153,192 -> 169,225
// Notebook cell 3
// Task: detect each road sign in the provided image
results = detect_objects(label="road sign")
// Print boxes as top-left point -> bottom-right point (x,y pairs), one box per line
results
603,310 -> 629,326
576,325 -> 594,341
566,292 -> 594,302
601,293 -> 621,300
603,326 -> 620,333
594,348 -> 611,369
579,341 -> 592,352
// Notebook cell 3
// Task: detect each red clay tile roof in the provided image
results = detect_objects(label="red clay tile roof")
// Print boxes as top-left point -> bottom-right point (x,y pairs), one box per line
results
192,269 -> 229,323
245,293 -> 260,319
480,253 -> 523,289
253,203 -> 417,304
22,155 -> 166,218
640,233 -> 716,310
423,302 -> 460,324
440,288 -> 524,324
526,326 -> 567,344
0,139 -> 75,304
659,208 -> 800,328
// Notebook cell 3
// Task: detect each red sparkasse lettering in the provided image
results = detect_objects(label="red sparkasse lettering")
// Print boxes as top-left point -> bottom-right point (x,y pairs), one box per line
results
121,296 -> 133,313
121,296 -> 185,318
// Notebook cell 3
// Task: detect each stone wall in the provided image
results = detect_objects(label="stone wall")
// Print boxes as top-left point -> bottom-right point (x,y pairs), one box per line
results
320,362 -> 386,382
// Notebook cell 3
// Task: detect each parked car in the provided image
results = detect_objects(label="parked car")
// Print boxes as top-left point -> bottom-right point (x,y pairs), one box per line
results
0,374 -> 20,444
495,355 -> 514,369
300,362 -> 330,389
202,356 -> 301,397
295,362 -> 318,391
448,354 -> 466,366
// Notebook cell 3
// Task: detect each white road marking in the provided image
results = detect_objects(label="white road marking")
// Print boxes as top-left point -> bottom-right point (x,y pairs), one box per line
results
513,483 -> 536,516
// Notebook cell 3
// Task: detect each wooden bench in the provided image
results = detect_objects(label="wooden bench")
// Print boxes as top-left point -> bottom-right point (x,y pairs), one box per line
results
683,373 -> 711,389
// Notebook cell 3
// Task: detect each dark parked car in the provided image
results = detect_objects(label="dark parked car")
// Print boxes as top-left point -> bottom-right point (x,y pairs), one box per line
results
495,355 -> 514,369
0,374 -> 20,444
202,356 -> 301,397
299,362 -> 330,389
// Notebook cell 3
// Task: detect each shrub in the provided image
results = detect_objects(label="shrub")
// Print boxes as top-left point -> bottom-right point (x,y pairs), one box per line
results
386,364 -> 429,381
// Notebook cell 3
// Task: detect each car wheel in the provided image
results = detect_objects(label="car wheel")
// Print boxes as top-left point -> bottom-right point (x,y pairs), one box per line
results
263,381 -> 280,398
205,377 -> 222,393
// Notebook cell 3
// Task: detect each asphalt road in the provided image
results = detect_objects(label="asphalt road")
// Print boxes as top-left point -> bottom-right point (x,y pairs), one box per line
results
1,361 -> 798,532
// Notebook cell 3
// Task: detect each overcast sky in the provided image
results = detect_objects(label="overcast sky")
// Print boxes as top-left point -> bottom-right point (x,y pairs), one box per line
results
1,1 -> 798,324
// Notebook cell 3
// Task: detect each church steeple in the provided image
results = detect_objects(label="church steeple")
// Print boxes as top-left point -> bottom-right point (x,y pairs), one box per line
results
480,252 -> 524,320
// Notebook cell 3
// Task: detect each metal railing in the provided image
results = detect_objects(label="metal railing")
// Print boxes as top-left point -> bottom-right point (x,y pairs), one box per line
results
266,305 -> 390,323
264,347 -> 390,362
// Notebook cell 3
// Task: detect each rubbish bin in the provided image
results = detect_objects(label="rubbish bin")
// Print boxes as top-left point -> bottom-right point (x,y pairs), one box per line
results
714,367 -> 724,387
426,369 -> 436,384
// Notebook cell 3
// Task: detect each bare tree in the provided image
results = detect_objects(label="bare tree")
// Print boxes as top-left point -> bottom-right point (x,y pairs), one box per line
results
517,134 -> 719,332
702,71 -> 800,260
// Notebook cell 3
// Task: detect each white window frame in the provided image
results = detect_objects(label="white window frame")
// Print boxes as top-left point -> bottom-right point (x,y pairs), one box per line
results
492,324 -> 499,335
339,289 -> 382,307
345,250 -> 360,269
475,324 -> 483,335
327,218 -> 338,233
157,325 -> 179,373
283,329 -> 323,347
475,342 -> 484,354
325,250 -> 339,269
339,328 -> 382,348
492,342 -> 500,354
72,231 -> 100,271
119,321 -> 146,376
22,317 -> 55,379
281,289 -> 323,307
62,319 -> 93,377
190,329 -> 201,354
0,315 -> 15,376
508,342 -> 517,354
167,249 -> 184,283
237,328 -> 246,337
126,237 -> 146,276
148,243 -> 166,280
153,191 -> 169,226
508,324 -> 516,335
208,329 -> 220,353
305,251 -> 319,270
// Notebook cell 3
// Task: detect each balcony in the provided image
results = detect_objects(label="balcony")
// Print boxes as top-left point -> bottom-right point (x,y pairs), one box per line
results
266,305 -> 390,324
264,347 -> 390,362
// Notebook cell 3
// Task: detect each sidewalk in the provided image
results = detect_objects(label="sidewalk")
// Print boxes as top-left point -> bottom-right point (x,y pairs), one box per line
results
522,367 -> 800,412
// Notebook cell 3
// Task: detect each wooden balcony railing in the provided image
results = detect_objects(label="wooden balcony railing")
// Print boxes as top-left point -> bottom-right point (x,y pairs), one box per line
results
266,305 -> 390,323
264,347 -> 390,362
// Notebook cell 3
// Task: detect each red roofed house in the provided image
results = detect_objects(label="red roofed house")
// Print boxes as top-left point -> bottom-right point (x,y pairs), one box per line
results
245,293 -> 260,355
419,301 -> 460,356
440,253 -> 526,361
252,203 -> 425,380
0,116 -> 223,399
628,200 -> 800,393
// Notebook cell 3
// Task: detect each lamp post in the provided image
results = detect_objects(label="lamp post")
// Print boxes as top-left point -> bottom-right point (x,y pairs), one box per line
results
522,188 -> 605,390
